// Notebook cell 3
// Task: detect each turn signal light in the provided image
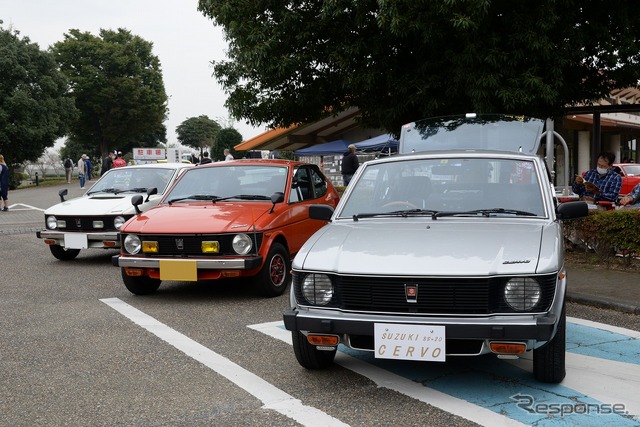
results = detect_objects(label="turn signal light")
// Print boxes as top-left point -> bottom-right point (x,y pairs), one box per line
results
124,267 -> 145,277
307,334 -> 339,346
43,239 -> 56,245
103,241 -> 117,247
490,342 -> 526,355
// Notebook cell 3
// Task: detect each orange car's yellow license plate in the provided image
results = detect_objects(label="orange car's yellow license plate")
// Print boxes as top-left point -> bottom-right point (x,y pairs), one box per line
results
159,260 -> 198,281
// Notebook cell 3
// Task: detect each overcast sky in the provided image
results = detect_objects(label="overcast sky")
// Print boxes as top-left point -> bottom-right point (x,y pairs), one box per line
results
1,0 -> 265,150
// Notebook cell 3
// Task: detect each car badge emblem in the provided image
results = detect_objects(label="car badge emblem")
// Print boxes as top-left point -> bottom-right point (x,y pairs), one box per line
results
75,219 -> 82,228
175,238 -> 184,250
405,284 -> 418,303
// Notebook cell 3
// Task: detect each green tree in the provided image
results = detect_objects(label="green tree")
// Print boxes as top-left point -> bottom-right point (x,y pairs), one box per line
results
216,127 -> 242,160
0,22 -> 77,167
52,28 -> 167,158
176,115 -> 221,156
198,1 -> 640,133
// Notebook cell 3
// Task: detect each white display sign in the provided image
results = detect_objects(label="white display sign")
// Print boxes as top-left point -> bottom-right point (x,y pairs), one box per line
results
374,323 -> 446,362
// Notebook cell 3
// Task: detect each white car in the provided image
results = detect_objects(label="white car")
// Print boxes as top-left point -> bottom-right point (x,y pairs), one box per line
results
36,163 -> 191,260
283,114 -> 588,384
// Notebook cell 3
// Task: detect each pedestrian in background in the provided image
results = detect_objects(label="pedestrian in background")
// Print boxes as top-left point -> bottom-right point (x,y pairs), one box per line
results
112,151 -> 127,168
77,154 -> 88,189
101,151 -> 115,175
63,157 -> 73,183
224,148 -> 234,161
85,156 -> 92,181
0,154 -> 9,211
199,151 -> 212,165
341,144 -> 359,186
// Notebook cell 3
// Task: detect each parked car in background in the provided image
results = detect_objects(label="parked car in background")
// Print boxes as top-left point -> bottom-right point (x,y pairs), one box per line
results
612,163 -> 640,195
36,163 -> 192,260
283,114 -> 588,384
113,159 -> 340,297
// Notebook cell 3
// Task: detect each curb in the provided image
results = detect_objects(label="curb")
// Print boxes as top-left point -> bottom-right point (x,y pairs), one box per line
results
566,291 -> 640,315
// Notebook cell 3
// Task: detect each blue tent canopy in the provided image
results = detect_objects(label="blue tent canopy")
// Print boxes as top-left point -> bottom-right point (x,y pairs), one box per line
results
295,134 -> 399,156
294,139 -> 351,156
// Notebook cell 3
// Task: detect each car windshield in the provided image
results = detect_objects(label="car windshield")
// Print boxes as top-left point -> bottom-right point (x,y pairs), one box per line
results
621,164 -> 640,176
87,168 -> 176,195
400,114 -> 544,155
338,157 -> 546,218
164,165 -> 288,203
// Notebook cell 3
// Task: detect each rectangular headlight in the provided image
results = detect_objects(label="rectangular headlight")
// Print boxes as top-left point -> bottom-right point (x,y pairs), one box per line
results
92,221 -> 104,228
57,220 -> 67,229
142,241 -> 159,253
201,241 -> 219,253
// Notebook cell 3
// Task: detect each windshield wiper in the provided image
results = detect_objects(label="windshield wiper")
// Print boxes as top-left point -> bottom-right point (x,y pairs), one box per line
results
119,187 -> 151,193
353,209 -> 439,221
87,188 -> 120,195
167,194 -> 219,205
434,208 -> 537,219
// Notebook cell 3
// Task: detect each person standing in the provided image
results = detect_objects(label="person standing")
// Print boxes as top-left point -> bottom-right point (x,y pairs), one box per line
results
224,148 -> 234,161
101,151 -> 115,175
63,157 -> 73,183
341,144 -> 359,186
199,151 -> 212,164
572,151 -> 622,203
77,154 -> 88,189
112,151 -> 127,168
85,156 -> 92,181
0,155 -> 9,212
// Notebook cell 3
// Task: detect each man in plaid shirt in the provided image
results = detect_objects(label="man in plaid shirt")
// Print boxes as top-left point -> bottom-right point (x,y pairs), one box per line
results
572,152 -> 622,202
619,182 -> 640,207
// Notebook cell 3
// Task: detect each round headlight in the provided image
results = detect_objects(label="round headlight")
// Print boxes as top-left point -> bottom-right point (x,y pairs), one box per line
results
46,216 -> 58,229
232,234 -> 252,255
504,278 -> 541,311
113,216 -> 126,230
123,234 -> 142,254
301,274 -> 334,306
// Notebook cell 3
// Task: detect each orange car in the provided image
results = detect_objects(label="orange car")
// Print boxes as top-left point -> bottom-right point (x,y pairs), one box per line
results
112,159 -> 339,297
612,163 -> 640,195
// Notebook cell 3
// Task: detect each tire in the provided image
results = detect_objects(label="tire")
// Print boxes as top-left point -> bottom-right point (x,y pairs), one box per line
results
291,331 -> 337,369
49,245 -> 80,261
533,304 -> 566,383
121,268 -> 161,295
254,242 -> 291,297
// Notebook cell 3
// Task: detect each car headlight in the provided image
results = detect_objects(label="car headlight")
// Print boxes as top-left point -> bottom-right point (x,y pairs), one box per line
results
504,278 -> 541,311
301,274 -> 334,306
113,216 -> 126,230
232,234 -> 252,255
46,216 -> 58,229
123,234 -> 142,254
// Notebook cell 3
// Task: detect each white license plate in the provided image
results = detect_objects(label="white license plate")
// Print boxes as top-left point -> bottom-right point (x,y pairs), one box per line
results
64,233 -> 88,249
374,323 -> 446,362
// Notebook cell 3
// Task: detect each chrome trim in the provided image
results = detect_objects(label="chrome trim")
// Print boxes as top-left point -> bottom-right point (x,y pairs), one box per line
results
38,230 -> 118,241
117,256 -> 254,270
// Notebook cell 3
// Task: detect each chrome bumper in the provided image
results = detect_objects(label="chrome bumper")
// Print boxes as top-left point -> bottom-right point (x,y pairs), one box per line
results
36,229 -> 119,243
113,255 -> 263,270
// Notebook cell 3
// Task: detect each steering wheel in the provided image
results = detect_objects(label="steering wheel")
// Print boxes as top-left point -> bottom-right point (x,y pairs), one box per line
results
382,200 -> 418,210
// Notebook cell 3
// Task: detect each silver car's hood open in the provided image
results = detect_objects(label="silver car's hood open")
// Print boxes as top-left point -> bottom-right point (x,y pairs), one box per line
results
295,219 -> 561,276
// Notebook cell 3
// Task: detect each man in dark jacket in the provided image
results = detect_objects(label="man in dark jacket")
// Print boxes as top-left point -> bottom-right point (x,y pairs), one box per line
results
101,151 -> 115,175
199,151 -> 212,164
341,144 -> 359,186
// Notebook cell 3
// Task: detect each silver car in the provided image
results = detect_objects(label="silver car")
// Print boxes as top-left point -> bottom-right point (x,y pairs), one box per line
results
283,114 -> 588,383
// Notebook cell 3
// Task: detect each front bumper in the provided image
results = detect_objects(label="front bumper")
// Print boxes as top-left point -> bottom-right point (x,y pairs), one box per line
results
283,307 -> 559,342
113,254 -> 263,270
36,229 -> 120,248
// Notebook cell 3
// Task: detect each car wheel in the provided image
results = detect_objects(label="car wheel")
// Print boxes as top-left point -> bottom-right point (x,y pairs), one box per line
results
254,242 -> 291,297
49,245 -> 80,261
292,331 -> 337,369
533,304 -> 566,383
121,268 -> 161,295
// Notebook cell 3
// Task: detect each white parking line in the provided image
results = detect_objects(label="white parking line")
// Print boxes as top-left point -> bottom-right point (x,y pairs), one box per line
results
249,321 -> 527,427
100,298 -> 349,427
9,203 -> 45,211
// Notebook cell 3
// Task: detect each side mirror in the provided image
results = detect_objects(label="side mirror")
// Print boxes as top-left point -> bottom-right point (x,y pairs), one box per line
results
145,187 -> 158,202
58,189 -> 68,203
556,200 -> 588,220
269,192 -> 285,213
309,204 -> 334,221
131,194 -> 144,214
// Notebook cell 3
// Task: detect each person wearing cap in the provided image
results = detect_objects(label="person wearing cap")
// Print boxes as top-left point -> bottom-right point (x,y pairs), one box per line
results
101,151 -> 115,175
77,154 -> 88,189
112,151 -> 127,168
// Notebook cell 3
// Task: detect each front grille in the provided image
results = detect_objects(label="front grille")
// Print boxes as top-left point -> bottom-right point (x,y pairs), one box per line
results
127,233 -> 263,256
294,273 -> 557,314
55,216 -> 130,231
